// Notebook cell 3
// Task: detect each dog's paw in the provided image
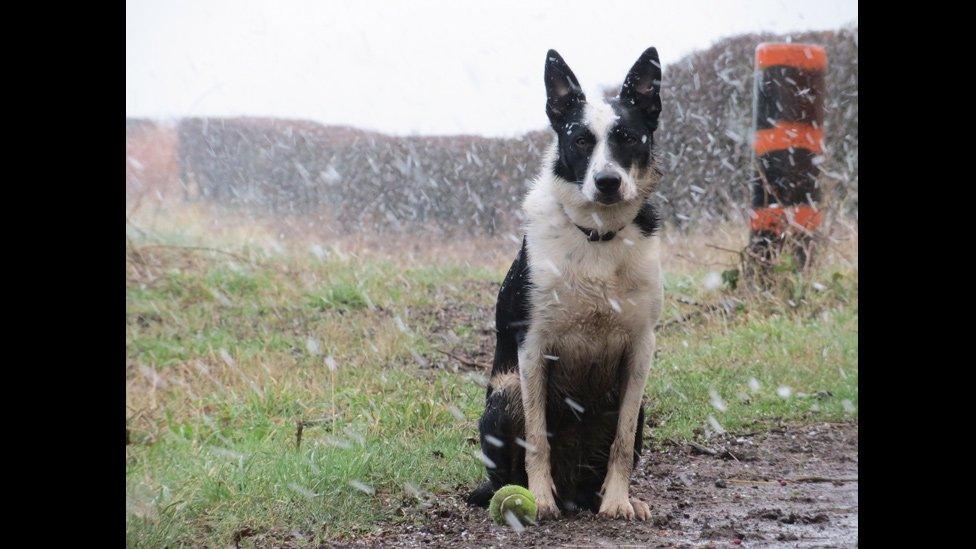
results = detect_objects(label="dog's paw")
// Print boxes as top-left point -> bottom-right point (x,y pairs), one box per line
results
536,498 -> 561,520
598,496 -> 635,520
533,490 -> 561,520
629,497 -> 651,521
529,477 -> 561,521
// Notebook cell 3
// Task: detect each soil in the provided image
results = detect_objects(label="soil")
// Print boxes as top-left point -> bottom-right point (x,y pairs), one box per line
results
409,279 -> 498,373
359,422 -> 857,548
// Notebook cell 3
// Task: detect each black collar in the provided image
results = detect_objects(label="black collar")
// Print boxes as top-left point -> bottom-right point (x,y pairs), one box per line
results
574,223 -> 625,242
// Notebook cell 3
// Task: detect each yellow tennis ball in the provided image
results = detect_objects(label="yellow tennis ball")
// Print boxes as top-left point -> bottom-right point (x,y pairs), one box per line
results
489,485 -> 537,527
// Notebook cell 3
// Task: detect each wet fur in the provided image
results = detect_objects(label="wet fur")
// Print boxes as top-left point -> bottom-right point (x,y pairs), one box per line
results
469,47 -> 665,517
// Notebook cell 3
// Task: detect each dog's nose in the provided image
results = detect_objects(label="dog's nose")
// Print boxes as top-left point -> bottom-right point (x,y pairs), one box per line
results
594,171 -> 621,194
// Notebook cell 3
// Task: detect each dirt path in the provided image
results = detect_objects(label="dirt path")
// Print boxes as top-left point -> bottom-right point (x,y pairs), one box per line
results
363,422 -> 857,547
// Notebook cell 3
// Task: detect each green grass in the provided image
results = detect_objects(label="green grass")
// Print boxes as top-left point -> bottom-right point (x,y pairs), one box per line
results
126,243 -> 857,547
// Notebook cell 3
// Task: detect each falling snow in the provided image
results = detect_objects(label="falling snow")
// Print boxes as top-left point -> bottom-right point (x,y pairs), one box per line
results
288,483 -> 318,499
504,510 -> 527,533
702,272 -> 722,291
447,405 -> 465,421
515,437 -> 537,453
219,348 -> 236,368
348,480 -> 375,495
209,447 -> 245,461
707,415 -> 726,435
404,482 -> 423,500
564,397 -> 585,414
709,389 -> 728,412
394,316 -> 410,334
484,434 -> 504,447
474,450 -> 497,469
306,337 -> 321,356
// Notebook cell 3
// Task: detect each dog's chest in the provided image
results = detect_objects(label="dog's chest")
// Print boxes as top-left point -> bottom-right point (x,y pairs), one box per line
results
526,235 -> 659,391
544,271 -> 641,335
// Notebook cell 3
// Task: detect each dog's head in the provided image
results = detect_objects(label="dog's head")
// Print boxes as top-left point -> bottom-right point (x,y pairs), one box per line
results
544,47 -> 662,209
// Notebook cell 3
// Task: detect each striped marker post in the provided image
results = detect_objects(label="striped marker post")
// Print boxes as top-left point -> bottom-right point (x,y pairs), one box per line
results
747,43 -> 827,278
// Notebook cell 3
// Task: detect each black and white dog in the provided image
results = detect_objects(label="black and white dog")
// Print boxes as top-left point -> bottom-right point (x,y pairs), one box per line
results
468,48 -> 664,521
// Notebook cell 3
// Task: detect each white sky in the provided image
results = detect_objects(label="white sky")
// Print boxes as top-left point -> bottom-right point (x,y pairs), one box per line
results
126,0 -> 857,137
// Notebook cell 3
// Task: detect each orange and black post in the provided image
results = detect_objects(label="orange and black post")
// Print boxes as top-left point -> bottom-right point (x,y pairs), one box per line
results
748,43 -> 827,276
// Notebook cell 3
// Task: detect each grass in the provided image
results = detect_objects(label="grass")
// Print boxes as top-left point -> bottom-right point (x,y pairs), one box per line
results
125,228 -> 857,547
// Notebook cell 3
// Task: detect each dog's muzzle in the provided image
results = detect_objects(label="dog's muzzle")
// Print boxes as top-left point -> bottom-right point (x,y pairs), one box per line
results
594,170 -> 622,204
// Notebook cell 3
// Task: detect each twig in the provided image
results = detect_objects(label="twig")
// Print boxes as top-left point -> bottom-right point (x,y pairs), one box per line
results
295,417 -> 334,450
726,478 -> 779,485
658,311 -> 704,330
689,442 -> 717,455
706,244 -> 745,255
135,244 -> 254,264
658,301 -> 732,330
725,476 -> 857,485
674,252 -> 734,268
791,476 -> 858,484
431,346 -> 490,370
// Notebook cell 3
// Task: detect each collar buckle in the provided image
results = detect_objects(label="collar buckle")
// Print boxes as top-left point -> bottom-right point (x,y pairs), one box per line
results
576,224 -> 619,242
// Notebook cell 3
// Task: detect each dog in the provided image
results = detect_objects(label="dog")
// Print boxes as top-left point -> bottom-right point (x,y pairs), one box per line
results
467,47 -> 664,521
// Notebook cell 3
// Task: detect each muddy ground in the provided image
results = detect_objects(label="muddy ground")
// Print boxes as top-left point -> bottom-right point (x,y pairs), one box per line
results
361,422 -> 857,548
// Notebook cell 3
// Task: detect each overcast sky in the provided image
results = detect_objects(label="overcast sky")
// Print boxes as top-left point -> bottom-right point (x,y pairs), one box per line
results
126,0 -> 857,137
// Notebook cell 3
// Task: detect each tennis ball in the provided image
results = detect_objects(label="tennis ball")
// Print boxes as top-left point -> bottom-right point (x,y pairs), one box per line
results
489,485 -> 537,527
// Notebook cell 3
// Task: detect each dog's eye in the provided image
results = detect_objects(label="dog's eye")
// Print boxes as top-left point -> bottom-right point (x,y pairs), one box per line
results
621,134 -> 638,145
574,136 -> 590,148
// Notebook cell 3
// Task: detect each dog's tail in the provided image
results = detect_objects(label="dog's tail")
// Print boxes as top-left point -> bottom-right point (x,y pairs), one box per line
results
466,480 -> 496,507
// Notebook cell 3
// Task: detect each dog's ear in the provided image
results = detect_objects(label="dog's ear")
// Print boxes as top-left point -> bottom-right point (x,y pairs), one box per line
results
545,49 -> 585,126
619,47 -> 662,129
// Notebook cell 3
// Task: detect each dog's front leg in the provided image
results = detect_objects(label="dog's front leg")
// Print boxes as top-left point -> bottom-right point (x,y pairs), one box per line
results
599,329 -> 655,521
518,331 -> 560,519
